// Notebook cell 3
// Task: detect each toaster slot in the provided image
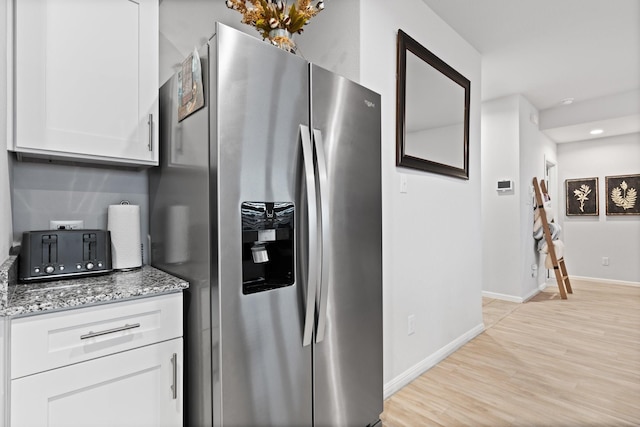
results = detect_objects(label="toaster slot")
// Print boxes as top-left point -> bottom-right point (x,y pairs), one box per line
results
83,233 -> 97,261
41,234 -> 58,264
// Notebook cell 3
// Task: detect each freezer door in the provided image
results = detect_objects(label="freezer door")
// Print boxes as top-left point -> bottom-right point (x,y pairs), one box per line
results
311,65 -> 383,427
215,25 -> 313,427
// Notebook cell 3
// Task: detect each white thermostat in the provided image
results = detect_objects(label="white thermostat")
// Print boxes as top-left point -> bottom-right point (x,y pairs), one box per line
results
497,179 -> 514,192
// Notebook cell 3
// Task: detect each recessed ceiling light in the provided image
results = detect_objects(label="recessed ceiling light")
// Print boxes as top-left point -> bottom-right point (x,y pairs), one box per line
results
560,98 -> 574,105
590,129 -> 604,135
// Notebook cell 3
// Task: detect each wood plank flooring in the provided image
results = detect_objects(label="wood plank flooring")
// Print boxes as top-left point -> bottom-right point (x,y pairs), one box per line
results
381,280 -> 640,426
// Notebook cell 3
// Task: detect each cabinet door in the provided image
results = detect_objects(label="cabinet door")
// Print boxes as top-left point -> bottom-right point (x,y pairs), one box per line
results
11,338 -> 183,427
13,0 -> 158,166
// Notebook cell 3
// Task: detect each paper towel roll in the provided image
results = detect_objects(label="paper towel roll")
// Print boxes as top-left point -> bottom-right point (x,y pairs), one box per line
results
165,205 -> 190,264
108,203 -> 142,270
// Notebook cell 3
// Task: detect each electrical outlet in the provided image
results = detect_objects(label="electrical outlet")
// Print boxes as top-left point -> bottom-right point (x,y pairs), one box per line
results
50,220 -> 84,230
602,257 -> 609,266
408,314 -> 415,335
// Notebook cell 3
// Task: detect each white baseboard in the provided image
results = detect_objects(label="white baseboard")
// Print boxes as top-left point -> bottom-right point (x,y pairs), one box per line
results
383,323 -> 485,399
568,275 -> 640,287
481,291 -> 523,303
482,283 -> 546,303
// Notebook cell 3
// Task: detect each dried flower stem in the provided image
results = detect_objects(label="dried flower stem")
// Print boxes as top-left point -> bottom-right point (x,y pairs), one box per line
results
227,0 -> 324,39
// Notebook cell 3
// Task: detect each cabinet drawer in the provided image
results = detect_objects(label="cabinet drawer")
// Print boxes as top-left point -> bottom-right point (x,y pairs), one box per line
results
11,293 -> 182,379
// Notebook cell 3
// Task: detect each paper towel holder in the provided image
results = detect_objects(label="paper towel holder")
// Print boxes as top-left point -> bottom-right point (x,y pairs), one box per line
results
108,200 -> 142,270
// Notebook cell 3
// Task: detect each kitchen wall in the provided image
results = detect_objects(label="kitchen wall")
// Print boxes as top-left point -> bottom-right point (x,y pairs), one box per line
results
11,161 -> 150,263
359,0 -> 483,395
160,0 -> 244,85
0,154 -> 10,259
557,133 -> 640,284
159,0 -> 359,86
1,0 -> 12,261
291,0 -> 360,82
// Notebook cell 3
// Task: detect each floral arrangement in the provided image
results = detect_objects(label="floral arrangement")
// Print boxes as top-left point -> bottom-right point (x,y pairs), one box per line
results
225,0 -> 325,44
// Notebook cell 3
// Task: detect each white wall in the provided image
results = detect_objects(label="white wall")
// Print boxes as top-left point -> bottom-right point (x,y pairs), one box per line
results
293,0 -> 360,82
481,96 -> 521,297
557,133 -> 640,283
518,96 -> 548,298
1,0 -> 12,260
537,127 -> 558,284
159,0 -> 249,85
360,0 -> 483,395
159,0 -> 359,85
481,95 -> 557,300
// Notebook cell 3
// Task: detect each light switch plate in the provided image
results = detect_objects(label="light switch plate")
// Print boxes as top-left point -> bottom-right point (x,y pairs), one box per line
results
400,174 -> 408,193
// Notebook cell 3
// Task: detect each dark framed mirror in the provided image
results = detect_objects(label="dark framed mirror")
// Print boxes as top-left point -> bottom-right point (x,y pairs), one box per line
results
396,29 -> 470,180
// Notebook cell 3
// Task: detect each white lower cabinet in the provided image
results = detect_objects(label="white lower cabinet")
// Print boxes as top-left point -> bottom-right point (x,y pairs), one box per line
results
11,338 -> 183,427
8,293 -> 184,426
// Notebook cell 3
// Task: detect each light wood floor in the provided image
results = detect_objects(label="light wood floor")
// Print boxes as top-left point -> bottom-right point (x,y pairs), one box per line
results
381,280 -> 640,426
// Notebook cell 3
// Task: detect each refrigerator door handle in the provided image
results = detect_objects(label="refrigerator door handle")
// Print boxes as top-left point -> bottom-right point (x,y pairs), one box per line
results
313,128 -> 331,343
300,124 -> 319,347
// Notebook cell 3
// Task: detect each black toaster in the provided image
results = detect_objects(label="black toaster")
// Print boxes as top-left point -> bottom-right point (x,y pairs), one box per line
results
19,229 -> 112,282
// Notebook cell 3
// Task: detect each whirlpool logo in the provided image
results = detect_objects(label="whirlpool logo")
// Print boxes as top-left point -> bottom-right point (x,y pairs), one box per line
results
364,100 -> 376,108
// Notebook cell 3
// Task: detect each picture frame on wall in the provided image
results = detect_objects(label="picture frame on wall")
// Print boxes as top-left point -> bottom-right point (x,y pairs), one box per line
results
605,174 -> 640,215
565,177 -> 599,216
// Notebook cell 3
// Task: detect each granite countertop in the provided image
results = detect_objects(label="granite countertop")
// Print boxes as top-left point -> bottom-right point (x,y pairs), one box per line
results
0,255 -> 17,314
0,257 -> 188,317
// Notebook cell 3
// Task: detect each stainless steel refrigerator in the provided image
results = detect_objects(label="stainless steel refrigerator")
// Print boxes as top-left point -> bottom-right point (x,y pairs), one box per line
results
150,23 -> 382,427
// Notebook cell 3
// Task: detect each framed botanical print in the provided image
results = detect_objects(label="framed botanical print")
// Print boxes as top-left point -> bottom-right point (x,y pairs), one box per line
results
566,177 -> 599,216
606,174 -> 640,215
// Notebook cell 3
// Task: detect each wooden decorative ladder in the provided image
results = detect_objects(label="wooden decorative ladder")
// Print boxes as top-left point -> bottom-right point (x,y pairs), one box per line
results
533,177 -> 572,299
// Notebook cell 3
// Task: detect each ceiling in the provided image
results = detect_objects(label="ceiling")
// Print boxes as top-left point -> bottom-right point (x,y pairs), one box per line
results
421,0 -> 640,143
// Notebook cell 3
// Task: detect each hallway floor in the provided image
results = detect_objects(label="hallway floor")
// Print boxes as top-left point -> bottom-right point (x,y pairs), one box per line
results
381,280 -> 640,426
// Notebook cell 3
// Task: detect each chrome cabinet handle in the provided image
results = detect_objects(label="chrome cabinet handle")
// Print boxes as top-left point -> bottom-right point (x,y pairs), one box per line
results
300,124 -> 318,347
171,353 -> 177,400
80,323 -> 141,340
313,128 -> 331,343
148,113 -> 153,152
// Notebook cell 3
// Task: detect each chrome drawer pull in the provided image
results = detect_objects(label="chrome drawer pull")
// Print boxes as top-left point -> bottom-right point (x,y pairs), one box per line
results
80,323 -> 141,340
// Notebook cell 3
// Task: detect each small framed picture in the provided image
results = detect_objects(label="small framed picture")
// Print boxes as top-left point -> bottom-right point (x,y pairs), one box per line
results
605,174 -> 640,215
565,177 -> 599,216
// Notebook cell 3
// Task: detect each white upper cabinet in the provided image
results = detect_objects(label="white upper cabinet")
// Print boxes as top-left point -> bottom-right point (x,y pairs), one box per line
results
10,0 -> 159,167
